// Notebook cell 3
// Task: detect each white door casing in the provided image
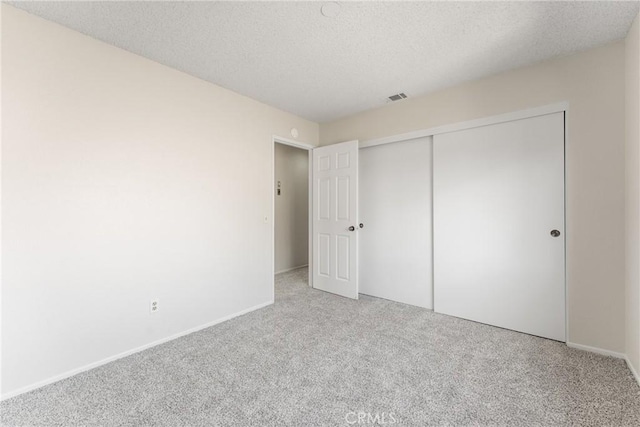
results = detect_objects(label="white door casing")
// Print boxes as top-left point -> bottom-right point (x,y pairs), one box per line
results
433,112 -> 566,341
312,140 -> 359,299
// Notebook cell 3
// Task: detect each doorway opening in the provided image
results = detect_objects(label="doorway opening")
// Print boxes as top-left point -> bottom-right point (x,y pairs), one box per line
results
273,137 -> 313,296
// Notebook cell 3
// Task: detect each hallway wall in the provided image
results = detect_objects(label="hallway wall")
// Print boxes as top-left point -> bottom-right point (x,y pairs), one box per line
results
275,144 -> 309,273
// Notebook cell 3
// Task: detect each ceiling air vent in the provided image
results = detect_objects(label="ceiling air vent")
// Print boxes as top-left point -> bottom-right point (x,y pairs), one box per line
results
388,93 -> 408,102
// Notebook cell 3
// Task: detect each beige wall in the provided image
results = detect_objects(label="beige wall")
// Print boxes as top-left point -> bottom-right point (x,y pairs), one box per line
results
322,42 -> 627,353
626,13 -> 640,377
0,5 -> 318,396
275,143 -> 309,273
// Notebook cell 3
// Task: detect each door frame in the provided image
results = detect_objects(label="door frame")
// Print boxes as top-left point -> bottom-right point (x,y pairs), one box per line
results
271,135 -> 315,299
360,102 -> 569,148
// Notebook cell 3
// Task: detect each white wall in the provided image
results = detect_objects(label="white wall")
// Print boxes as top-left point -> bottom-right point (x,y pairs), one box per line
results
625,12 -> 640,378
0,5 -> 319,397
322,42 -> 627,353
274,143 -> 308,273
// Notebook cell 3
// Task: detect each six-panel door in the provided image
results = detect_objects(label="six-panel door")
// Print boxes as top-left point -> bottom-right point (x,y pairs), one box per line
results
312,140 -> 359,299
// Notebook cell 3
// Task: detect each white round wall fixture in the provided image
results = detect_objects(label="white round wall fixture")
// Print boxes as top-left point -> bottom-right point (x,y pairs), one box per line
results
290,128 -> 299,139
321,2 -> 341,18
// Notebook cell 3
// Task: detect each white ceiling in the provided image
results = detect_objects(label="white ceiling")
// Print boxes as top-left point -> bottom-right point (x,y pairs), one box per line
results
6,1 -> 640,123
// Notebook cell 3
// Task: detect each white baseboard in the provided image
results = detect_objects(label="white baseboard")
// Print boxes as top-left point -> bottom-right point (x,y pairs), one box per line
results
566,342 -> 626,359
0,300 -> 274,401
565,342 -> 640,386
625,356 -> 640,387
275,264 -> 308,275
565,343 -> 640,386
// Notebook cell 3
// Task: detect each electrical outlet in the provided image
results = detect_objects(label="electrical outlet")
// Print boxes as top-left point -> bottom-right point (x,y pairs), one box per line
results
150,299 -> 159,314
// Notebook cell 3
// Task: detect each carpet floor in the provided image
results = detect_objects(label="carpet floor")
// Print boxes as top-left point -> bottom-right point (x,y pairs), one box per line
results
1,267 -> 639,426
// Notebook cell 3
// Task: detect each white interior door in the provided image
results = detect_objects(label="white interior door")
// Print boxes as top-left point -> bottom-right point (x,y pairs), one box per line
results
359,137 -> 433,308
312,140 -> 359,299
433,112 -> 565,341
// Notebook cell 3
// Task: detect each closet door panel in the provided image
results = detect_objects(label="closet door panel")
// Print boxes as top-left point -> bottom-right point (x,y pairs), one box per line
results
433,113 -> 565,341
359,137 -> 433,308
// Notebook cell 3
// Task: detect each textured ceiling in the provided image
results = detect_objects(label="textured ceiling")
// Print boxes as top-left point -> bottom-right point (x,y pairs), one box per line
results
6,1 -> 640,123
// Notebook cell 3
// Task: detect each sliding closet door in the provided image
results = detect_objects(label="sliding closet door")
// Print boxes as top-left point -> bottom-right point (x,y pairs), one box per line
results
433,113 -> 565,341
359,137 -> 432,308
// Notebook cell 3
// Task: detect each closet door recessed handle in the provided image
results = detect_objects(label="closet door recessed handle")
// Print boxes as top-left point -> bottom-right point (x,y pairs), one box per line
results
348,226 -> 355,231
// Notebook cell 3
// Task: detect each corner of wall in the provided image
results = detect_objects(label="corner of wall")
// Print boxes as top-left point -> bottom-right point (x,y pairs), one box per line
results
625,11 -> 640,381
